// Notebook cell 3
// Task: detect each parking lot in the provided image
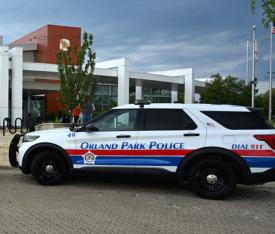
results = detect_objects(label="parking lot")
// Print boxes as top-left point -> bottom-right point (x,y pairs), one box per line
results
0,168 -> 274,233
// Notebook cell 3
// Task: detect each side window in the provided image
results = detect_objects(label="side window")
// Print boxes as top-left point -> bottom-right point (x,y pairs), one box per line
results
94,109 -> 137,131
144,109 -> 197,130
201,111 -> 273,130
182,111 -> 198,130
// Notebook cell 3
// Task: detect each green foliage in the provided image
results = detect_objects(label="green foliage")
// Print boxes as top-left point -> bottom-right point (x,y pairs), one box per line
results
56,31 -> 98,117
199,73 -> 259,106
251,0 -> 275,28
46,110 -> 65,121
178,93 -> 185,103
268,119 -> 275,125
55,117 -> 60,123
129,93 -> 136,104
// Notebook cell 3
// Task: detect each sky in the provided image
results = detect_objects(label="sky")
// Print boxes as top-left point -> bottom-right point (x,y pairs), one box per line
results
0,0 -> 274,91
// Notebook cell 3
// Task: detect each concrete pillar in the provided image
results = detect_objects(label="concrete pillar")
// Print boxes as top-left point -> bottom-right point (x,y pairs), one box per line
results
135,79 -> 144,100
9,47 -> 23,124
171,83 -> 178,103
0,46 -> 9,126
184,68 -> 195,104
95,58 -> 130,106
117,58 -> 129,106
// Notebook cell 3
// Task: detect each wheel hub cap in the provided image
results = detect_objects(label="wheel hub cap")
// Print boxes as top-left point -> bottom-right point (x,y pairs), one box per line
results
45,165 -> 54,173
206,174 -> 218,184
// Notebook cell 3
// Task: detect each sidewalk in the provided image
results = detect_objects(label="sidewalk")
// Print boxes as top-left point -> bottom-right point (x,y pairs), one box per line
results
0,130 -> 22,168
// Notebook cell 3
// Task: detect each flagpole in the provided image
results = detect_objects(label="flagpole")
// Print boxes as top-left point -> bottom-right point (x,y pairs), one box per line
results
252,25 -> 256,107
269,22 -> 273,120
246,41 -> 249,85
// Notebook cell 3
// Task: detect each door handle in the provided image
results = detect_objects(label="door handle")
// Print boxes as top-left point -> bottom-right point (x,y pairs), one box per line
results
116,135 -> 131,138
184,133 -> 200,137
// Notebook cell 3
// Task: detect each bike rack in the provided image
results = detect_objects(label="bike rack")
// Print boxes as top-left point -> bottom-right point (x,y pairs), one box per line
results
3,117 -> 36,136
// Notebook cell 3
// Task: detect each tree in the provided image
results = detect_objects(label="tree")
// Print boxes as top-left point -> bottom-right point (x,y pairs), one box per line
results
56,32 -> 97,118
251,0 -> 275,28
199,73 -> 259,106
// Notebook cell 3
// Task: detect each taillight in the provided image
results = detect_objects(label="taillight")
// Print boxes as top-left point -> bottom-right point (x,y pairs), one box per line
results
254,135 -> 275,150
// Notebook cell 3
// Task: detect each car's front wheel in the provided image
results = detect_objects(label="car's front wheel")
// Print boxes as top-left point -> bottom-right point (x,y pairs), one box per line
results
31,151 -> 68,186
188,159 -> 236,199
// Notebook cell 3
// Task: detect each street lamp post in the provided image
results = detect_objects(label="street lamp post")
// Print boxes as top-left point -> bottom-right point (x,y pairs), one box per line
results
252,26 -> 256,107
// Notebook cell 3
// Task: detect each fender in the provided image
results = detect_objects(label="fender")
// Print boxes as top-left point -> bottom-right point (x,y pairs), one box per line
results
22,143 -> 74,170
177,147 -> 251,174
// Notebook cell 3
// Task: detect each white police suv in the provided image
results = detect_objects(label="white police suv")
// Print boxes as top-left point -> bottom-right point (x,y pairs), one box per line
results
9,101 -> 275,199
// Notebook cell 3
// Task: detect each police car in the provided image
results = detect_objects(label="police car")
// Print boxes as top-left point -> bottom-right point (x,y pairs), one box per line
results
9,101 -> 275,199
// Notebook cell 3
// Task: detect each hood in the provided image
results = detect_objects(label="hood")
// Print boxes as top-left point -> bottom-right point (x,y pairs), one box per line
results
26,128 -> 71,135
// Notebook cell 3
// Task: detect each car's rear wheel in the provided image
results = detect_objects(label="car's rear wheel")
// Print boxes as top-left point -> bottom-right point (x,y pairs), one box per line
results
31,151 -> 68,186
188,159 -> 236,199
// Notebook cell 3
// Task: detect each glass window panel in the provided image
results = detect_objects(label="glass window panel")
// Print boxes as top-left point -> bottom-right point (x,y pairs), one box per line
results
145,96 -> 152,101
108,86 -> 112,95
202,111 -> 273,130
96,86 -> 102,95
151,97 -> 158,103
159,89 -> 171,96
151,88 -> 159,96
144,109 -> 182,130
102,86 -> 109,95
159,97 -> 171,103
112,86 -> 118,96
144,87 -> 150,95
111,96 -> 118,102
94,109 -> 137,131
94,95 -> 102,104
102,95 -> 109,104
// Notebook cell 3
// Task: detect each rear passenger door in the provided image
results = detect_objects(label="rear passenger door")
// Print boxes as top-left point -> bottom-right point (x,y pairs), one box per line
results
136,108 -> 207,173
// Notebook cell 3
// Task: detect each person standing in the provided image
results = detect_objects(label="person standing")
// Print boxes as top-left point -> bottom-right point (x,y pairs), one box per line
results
82,102 -> 95,123
72,105 -> 80,123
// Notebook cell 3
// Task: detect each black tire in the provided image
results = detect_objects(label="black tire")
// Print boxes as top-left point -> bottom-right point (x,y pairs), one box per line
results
31,150 -> 68,186
188,159 -> 236,200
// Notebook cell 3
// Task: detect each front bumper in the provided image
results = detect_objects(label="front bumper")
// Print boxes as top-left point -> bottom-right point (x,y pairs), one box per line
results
9,134 -> 22,167
243,168 -> 275,185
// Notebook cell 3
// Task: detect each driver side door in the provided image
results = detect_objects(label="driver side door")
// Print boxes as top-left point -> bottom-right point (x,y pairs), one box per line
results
74,109 -> 140,173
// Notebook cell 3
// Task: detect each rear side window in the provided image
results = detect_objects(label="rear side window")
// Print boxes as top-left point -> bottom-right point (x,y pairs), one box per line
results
143,109 -> 197,130
202,111 -> 274,130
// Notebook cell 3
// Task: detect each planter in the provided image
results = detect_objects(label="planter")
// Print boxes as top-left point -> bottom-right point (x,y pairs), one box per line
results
35,123 -> 70,131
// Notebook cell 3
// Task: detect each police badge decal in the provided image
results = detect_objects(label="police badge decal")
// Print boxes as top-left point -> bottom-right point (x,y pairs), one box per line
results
84,151 -> 96,164
60,39 -> 70,51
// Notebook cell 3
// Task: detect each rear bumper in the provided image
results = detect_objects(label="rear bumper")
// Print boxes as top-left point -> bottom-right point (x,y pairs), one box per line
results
243,168 -> 275,185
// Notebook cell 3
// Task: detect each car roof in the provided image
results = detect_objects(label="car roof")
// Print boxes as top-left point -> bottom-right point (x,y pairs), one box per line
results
113,103 -> 250,112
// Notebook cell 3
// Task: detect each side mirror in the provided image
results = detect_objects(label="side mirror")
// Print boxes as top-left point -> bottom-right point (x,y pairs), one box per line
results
86,123 -> 99,133
69,122 -> 77,131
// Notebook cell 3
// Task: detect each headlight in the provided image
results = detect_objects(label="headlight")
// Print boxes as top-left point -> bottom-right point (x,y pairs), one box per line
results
23,135 -> 40,143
